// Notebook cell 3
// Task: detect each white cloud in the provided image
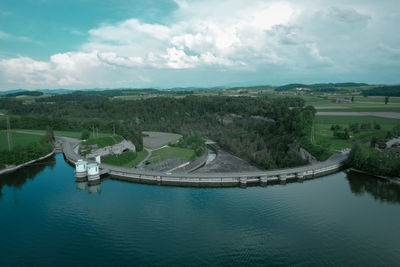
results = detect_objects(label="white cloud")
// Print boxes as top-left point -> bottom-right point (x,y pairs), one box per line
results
0,30 -> 10,39
0,51 -> 106,87
0,0 -> 399,89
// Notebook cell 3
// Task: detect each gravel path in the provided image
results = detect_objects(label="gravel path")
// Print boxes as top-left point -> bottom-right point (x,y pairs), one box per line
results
143,131 -> 182,149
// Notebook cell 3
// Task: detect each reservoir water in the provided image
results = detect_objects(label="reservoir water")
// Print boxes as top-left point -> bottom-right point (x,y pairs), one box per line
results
1,154 -> 399,266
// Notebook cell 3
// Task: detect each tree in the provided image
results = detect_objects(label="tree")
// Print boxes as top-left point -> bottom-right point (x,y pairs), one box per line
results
81,130 -> 90,140
370,136 -> 377,147
45,126 -> 55,143
351,96 -> 354,102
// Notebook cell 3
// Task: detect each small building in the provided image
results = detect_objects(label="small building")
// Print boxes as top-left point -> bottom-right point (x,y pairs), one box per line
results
75,155 -> 101,181
75,159 -> 87,178
87,163 -> 100,182
334,98 -> 352,103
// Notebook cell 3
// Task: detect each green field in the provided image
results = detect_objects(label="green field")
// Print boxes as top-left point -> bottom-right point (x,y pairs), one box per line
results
0,131 -> 43,150
315,103 -> 400,113
12,129 -> 113,139
82,135 -> 123,148
103,150 -> 148,168
148,146 -> 195,164
315,116 -> 399,125
313,116 -> 400,154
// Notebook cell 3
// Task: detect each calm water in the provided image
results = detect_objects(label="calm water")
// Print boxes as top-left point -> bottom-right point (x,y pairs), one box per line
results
1,154 -> 400,266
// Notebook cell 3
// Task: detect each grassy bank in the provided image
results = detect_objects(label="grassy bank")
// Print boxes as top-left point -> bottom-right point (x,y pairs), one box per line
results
312,116 -> 400,155
11,129 -> 114,139
149,147 -> 195,164
103,150 -> 148,168
82,135 -> 123,148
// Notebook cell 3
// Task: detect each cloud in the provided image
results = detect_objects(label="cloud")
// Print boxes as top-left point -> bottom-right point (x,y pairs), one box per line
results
0,30 -> 10,39
0,52 -> 105,86
0,30 -> 42,45
328,7 -> 371,24
70,30 -> 86,36
97,52 -> 143,68
0,0 -> 399,89
378,44 -> 400,56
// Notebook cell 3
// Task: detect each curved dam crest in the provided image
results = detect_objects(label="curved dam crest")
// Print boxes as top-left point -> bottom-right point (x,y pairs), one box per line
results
59,137 -> 349,187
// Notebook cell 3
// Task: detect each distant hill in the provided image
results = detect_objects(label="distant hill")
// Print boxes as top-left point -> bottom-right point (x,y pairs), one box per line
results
228,85 -> 273,90
0,89 -> 27,96
275,83 -> 369,92
362,85 -> 400,97
38,89 -> 74,94
3,91 -> 43,97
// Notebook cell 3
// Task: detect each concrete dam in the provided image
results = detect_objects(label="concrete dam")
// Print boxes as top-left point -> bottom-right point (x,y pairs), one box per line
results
59,137 -> 349,187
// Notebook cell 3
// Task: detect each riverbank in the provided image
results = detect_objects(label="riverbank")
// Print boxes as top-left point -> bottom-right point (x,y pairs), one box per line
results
0,149 -> 55,175
347,168 -> 400,185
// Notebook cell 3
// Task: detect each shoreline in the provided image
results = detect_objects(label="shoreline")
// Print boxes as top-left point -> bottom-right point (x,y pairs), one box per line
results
61,137 -> 347,187
0,149 -> 55,176
347,168 -> 400,185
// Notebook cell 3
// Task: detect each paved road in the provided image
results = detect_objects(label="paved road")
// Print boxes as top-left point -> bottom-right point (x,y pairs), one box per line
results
136,148 -> 152,168
316,112 -> 400,119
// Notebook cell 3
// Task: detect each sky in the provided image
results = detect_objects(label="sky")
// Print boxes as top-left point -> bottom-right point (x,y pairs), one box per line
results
0,0 -> 399,90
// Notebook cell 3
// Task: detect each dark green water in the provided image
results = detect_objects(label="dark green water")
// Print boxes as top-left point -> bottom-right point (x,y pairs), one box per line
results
1,154 -> 399,266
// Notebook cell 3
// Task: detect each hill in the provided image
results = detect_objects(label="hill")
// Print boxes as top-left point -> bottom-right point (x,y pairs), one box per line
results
275,83 -> 369,92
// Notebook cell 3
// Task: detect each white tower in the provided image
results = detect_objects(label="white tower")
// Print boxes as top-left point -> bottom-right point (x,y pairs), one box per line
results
87,163 -> 100,182
75,159 -> 87,178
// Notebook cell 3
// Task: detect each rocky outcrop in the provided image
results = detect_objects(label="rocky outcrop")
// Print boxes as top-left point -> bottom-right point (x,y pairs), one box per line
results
86,140 -> 136,158
298,148 -> 317,163
288,142 -> 317,164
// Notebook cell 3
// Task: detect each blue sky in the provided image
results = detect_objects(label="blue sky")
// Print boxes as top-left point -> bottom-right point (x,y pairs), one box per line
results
0,0 -> 399,90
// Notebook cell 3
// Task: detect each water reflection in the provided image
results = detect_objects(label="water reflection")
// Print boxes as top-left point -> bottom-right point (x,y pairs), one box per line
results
0,155 -> 56,198
76,180 -> 101,194
346,171 -> 400,203
88,184 -> 101,194
76,181 -> 88,191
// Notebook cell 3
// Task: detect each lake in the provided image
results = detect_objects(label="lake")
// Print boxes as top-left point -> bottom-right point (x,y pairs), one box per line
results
1,154 -> 399,266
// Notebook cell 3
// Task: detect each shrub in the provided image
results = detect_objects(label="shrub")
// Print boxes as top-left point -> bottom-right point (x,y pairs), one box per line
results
81,130 -> 90,140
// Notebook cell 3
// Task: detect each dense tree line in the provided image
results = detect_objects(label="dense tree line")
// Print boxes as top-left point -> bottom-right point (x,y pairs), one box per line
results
0,128 -> 54,169
170,133 -> 206,156
0,95 -> 315,169
362,86 -> 400,97
347,143 -> 400,177
3,91 -> 43,97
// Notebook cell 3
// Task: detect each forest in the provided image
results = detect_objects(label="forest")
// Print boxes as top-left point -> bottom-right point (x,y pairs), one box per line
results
362,86 -> 400,97
0,95 -> 316,169
0,128 -> 54,169
347,143 -> 400,177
